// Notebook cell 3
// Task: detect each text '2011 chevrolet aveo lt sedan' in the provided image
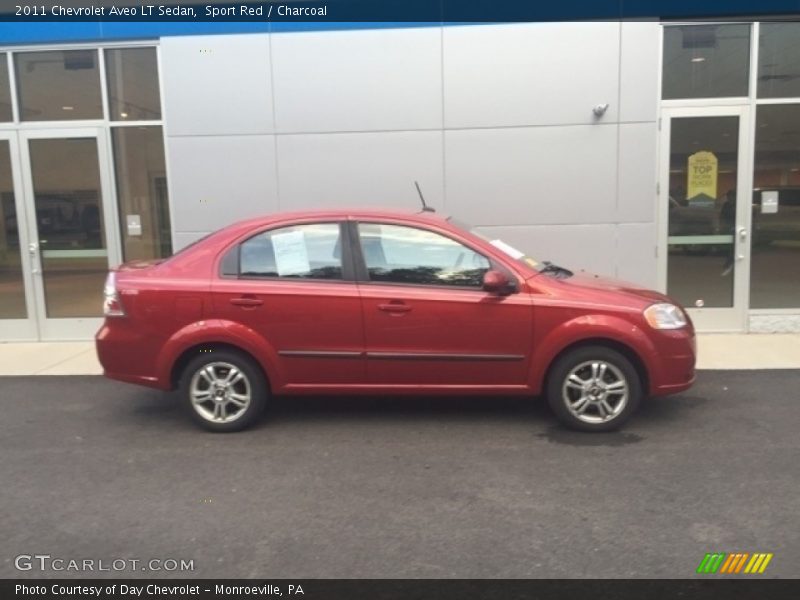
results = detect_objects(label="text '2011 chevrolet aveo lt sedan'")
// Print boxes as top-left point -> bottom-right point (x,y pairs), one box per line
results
96,209 -> 696,433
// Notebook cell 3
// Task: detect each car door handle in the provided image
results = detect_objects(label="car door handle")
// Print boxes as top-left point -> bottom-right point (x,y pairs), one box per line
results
230,296 -> 263,307
378,302 -> 411,313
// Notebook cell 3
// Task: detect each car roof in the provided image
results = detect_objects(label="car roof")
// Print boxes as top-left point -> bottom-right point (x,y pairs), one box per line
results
229,208 -> 451,231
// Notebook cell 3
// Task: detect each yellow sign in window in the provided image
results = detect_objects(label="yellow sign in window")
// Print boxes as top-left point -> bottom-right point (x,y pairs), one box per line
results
687,151 -> 718,202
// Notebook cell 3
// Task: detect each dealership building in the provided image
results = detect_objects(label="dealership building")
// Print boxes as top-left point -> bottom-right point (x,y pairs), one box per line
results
0,20 -> 799,340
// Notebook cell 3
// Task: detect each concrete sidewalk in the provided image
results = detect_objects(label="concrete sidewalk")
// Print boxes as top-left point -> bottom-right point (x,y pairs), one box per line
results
1,334 -> 799,376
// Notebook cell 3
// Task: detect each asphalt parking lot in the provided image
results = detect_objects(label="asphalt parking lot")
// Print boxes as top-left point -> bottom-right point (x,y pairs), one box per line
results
1,371 -> 798,579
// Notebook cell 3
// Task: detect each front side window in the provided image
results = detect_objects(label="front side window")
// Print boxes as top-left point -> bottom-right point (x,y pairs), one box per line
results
239,223 -> 343,280
357,223 -> 490,288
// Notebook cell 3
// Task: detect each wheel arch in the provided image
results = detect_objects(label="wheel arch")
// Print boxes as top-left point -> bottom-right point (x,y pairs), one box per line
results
542,337 -> 650,396
170,342 -> 271,392
155,319 -> 284,392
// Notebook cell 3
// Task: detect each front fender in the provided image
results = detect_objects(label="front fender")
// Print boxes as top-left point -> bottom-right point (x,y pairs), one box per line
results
155,319 -> 285,391
528,313 -> 659,395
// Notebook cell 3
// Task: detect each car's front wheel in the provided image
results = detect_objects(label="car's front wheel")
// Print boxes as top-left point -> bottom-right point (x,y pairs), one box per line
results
546,346 -> 643,432
180,350 -> 267,432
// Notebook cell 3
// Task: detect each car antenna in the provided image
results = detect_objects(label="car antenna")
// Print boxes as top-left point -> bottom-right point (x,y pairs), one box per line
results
415,180 -> 435,213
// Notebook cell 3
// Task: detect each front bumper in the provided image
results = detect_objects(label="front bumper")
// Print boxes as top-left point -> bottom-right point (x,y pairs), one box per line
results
650,328 -> 696,396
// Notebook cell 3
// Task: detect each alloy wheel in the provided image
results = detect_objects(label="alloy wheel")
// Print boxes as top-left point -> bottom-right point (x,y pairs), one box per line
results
561,360 -> 629,424
189,361 -> 252,424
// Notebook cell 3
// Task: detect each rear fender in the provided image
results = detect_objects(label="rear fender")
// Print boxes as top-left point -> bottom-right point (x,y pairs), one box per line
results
155,319 -> 285,391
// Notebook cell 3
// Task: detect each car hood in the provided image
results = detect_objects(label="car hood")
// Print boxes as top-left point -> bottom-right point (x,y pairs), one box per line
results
543,271 -> 675,306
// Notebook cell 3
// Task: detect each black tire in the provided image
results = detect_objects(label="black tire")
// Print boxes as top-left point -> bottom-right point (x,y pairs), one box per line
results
179,349 -> 267,432
546,345 -> 643,432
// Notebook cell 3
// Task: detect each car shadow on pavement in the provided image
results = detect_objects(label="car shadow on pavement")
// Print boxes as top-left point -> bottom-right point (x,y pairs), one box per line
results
270,393 -> 554,423
127,388 -> 553,427
123,386 -> 706,435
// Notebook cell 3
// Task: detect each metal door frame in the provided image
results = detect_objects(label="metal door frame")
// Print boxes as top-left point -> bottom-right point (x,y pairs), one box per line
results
0,130 -> 38,340
17,127 -> 122,340
657,105 -> 754,332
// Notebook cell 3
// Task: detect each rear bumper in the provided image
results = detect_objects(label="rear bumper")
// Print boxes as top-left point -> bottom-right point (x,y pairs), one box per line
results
95,322 -> 171,391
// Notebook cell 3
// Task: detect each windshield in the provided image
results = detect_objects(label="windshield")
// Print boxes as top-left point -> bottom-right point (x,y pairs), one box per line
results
447,217 -> 542,270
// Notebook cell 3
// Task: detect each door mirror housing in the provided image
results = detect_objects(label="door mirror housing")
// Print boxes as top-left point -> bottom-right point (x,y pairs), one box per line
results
482,270 -> 513,295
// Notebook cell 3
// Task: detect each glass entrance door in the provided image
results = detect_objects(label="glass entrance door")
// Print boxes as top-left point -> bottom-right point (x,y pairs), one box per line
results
659,106 -> 753,331
19,128 -> 120,340
0,131 -> 37,340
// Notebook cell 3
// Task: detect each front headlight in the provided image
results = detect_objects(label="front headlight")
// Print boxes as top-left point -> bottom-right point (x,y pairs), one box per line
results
643,303 -> 687,330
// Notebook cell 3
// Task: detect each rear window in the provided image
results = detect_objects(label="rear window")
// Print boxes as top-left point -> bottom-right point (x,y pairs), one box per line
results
238,223 -> 344,280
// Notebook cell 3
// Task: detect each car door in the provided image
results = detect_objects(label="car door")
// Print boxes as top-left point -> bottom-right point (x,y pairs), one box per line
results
352,220 -> 533,388
212,221 -> 365,387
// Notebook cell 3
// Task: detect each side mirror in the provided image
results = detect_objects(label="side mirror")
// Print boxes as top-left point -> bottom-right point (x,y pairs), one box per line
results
482,270 -> 512,295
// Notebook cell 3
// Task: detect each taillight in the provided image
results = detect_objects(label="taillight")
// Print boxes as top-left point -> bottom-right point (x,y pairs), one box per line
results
103,272 -> 125,317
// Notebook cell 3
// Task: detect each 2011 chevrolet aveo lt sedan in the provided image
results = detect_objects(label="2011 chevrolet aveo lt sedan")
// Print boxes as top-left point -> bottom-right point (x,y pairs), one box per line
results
96,210 -> 696,433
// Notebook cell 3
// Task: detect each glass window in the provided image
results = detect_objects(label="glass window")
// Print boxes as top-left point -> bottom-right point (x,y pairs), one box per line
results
0,54 -> 12,122
15,50 -> 102,121
239,223 -> 343,280
105,47 -> 161,121
662,24 -> 751,99
758,23 -> 800,98
358,223 -> 490,288
0,140 -> 26,318
111,127 -> 172,261
751,104 -> 800,309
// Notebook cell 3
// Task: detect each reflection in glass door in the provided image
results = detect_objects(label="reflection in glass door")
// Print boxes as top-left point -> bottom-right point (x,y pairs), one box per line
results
20,129 -> 120,339
660,107 -> 752,331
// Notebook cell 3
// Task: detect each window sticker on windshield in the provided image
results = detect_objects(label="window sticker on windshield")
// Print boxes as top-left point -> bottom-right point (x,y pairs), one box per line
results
490,239 -> 525,259
272,230 -> 311,276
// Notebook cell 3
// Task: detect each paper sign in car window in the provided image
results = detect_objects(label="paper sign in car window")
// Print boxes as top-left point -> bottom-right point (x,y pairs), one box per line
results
490,239 -> 525,259
272,230 -> 311,276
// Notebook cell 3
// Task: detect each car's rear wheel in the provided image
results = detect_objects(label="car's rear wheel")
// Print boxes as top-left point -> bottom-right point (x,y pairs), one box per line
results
546,346 -> 642,432
180,350 -> 267,432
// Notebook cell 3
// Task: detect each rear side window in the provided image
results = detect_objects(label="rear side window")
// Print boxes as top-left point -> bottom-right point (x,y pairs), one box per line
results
239,223 -> 344,280
357,223 -> 490,287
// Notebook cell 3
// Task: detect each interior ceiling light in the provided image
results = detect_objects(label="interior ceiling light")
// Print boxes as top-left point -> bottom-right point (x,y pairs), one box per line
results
691,57 -> 706,63
61,106 -> 74,111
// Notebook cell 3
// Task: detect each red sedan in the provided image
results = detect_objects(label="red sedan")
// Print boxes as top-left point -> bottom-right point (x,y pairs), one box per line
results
96,209 -> 695,432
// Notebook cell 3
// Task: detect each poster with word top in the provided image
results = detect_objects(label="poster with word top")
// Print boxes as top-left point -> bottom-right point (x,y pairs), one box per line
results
687,151 -> 718,204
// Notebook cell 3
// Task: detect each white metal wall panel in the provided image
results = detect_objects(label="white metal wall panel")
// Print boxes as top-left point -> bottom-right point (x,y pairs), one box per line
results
161,34 -> 274,136
271,28 -> 442,133
443,22 -> 621,128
